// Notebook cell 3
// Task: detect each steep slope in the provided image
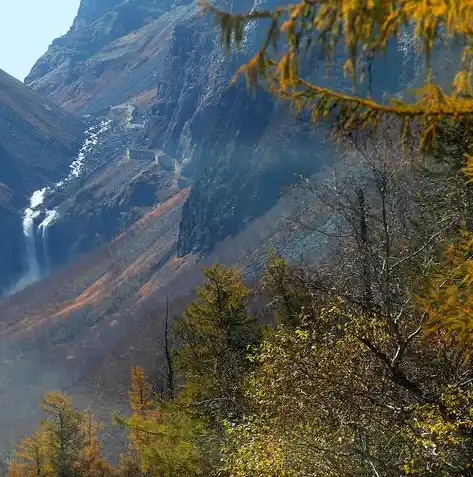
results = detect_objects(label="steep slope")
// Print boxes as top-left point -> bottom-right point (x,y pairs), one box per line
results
26,0 -> 196,113
144,11 -> 411,255
22,0 -> 422,284
0,178 -> 324,455
0,69 -> 83,198
26,0 -> 337,261
0,188 -> 188,454
0,69 -> 84,291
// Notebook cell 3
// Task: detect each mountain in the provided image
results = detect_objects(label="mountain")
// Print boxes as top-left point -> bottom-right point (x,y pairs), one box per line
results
25,0 -> 417,265
0,0 -> 423,456
24,0 -> 338,268
26,0 -> 196,114
0,69 -> 84,292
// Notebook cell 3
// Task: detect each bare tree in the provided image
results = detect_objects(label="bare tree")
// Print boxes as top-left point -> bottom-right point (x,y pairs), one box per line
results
283,136 -> 465,399
164,296 -> 174,400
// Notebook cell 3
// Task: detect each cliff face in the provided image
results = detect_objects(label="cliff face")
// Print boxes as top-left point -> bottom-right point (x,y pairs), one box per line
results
144,13 -> 334,255
0,69 -> 84,291
24,0 -> 332,266
0,69 -> 83,196
24,0 -> 419,267
26,0 -> 196,114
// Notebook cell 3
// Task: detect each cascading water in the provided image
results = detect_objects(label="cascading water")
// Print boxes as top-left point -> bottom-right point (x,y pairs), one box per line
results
12,120 -> 112,292
38,209 -> 58,275
13,188 -> 48,291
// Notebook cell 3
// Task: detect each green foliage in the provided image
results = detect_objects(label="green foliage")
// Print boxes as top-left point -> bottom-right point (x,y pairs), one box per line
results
261,251 -> 314,326
202,0 -> 473,365
9,252 -> 473,476
222,305 -> 473,476
174,264 -> 258,421
113,366 -> 209,477
11,3 -> 473,476
118,402 -> 207,477
9,392 -> 112,477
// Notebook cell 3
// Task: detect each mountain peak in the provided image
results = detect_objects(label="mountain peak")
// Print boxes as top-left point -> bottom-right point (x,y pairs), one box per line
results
72,0 -> 126,30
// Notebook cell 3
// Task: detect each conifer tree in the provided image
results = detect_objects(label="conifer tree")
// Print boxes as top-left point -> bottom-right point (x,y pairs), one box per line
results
42,392 -> 86,477
117,367 -> 207,477
8,392 -> 112,477
174,264 -> 257,422
8,431 -> 47,477
262,251 -> 314,326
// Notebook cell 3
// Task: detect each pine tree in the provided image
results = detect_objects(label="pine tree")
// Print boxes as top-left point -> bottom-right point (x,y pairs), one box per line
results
8,392 -> 113,477
8,431 -> 47,477
117,368 -> 207,477
174,264 -> 257,421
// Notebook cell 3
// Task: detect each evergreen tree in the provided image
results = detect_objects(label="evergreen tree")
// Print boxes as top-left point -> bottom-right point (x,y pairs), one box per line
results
8,431 -> 47,477
175,264 -> 258,422
8,392 -> 112,477
117,367 -> 207,477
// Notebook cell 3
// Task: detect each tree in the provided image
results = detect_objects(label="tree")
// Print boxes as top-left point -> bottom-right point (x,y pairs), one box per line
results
174,264 -> 258,422
204,0 -> 473,353
218,140 -> 473,476
42,392 -> 86,477
8,432 -> 47,477
222,307 -> 473,477
9,392 -> 112,477
117,367 -> 207,477
261,251 -> 314,327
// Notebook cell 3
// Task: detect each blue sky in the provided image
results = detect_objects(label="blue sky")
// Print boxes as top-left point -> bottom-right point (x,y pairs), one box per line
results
0,0 -> 80,81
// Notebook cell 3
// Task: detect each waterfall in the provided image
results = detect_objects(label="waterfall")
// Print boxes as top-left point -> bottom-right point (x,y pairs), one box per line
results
23,209 -> 40,281
38,209 -> 58,275
9,120 -> 112,294
36,120 -> 112,275
12,188 -> 47,292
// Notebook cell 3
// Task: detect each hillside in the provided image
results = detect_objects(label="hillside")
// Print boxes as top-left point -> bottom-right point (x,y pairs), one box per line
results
0,69 -> 84,292
0,0 -> 427,459
0,180 -> 322,455
3,0 -> 473,475
25,0 -> 196,114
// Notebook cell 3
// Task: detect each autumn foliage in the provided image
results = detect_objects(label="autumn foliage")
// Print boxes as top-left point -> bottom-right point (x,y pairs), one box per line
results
8,1 -> 473,476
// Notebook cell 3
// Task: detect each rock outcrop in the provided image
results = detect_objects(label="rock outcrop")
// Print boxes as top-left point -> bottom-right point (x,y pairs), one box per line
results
144,12 -> 333,255
26,0 -> 196,114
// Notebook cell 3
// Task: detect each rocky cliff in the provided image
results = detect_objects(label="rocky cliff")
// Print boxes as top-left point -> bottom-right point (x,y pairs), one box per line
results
145,12 -> 334,255
0,69 -> 84,292
26,0 -> 196,114
21,0 -> 420,287
25,0 -> 339,262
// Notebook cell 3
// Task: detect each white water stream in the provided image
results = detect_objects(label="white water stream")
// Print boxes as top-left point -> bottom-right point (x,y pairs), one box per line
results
12,120 -> 111,292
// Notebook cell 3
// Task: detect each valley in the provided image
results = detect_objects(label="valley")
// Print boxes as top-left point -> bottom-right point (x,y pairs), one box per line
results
0,0 -> 338,454
2,0 -> 469,475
